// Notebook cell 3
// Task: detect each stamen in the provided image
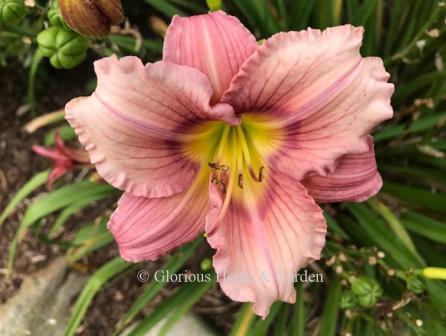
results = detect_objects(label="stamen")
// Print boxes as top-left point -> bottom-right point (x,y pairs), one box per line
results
237,174 -> 244,189
208,162 -> 229,171
248,166 -> 265,183
258,166 -> 264,182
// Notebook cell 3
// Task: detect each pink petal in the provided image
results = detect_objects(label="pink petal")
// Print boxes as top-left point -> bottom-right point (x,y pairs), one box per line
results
66,55 -> 238,198
163,11 -> 257,102
223,25 -> 394,181
206,173 -> 326,317
47,166 -> 71,190
33,145 -> 67,161
108,178 -> 208,262
302,136 -> 382,203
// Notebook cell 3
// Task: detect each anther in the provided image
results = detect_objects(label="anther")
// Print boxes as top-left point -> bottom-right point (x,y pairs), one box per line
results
248,166 -> 265,183
208,162 -> 229,171
258,167 -> 264,182
238,174 -> 244,189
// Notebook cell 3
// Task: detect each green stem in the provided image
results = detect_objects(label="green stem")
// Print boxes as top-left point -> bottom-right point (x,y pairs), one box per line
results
27,50 -> 44,117
0,25 -> 36,37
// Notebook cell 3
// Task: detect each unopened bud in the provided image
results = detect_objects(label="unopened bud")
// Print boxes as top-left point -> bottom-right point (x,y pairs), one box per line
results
340,291 -> 357,309
200,258 -> 212,271
405,273 -> 426,294
206,0 -> 222,11
60,0 -> 124,38
48,3 -> 70,30
351,277 -> 382,308
0,0 -> 27,25
37,27 -> 88,69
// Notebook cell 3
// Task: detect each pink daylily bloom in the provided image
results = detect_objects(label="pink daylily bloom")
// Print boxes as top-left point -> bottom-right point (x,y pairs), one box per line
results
33,131 -> 90,189
65,11 -> 393,317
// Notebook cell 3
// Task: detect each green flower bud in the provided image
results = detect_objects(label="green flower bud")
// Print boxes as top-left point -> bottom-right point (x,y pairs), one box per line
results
48,5 -> 70,30
0,0 -> 27,26
37,27 -> 88,69
60,0 -> 124,38
405,273 -> 425,294
351,277 -> 382,308
340,291 -> 357,309
200,258 -> 212,271
206,0 -> 222,12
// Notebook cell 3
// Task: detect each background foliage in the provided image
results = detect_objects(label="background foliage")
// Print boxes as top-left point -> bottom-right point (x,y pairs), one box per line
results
1,0 -> 446,335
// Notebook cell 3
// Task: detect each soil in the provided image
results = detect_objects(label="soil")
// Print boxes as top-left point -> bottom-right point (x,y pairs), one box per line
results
0,60 -> 235,335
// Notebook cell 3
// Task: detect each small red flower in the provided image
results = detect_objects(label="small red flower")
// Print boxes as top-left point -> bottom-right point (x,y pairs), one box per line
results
33,131 -> 90,189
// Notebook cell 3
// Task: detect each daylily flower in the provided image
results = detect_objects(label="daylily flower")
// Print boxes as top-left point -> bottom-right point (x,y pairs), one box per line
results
33,131 -> 90,189
65,11 -> 393,317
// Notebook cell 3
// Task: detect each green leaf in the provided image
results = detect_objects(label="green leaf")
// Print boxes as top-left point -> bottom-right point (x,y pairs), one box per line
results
292,282 -> 305,336
169,0 -> 206,12
67,221 -> 114,263
393,70 -> 446,104
49,191 -> 114,238
157,274 -> 215,336
0,170 -> 49,227
346,203 -> 424,269
319,276 -> 341,336
325,212 -> 349,239
64,257 -> 132,336
354,0 -> 378,26
128,275 -> 214,336
289,0 -> 315,30
374,111 -> 446,142
229,303 -> 255,336
44,125 -> 76,146
115,236 -> 204,332
382,182 -> 446,216
7,181 -> 116,274
144,0 -> 185,17
380,164 -> 446,189
384,0 -> 406,55
108,34 -> 163,54
401,211 -> 446,244
247,302 -> 281,336
70,216 -> 109,245
368,198 -> 423,264
390,4 -> 446,62
273,304 -> 289,336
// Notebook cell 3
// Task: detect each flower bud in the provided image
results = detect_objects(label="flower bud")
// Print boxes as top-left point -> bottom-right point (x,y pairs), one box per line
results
60,0 -> 123,38
206,0 -> 222,12
340,291 -> 357,309
0,0 -> 27,25
48,4 -> 70,30
405,273 -> 425,294
351,277 -> 382,308
37,27 -> 88,69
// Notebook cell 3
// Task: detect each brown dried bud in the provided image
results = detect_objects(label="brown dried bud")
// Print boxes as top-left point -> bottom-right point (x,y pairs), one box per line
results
60,0 -> 124,38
